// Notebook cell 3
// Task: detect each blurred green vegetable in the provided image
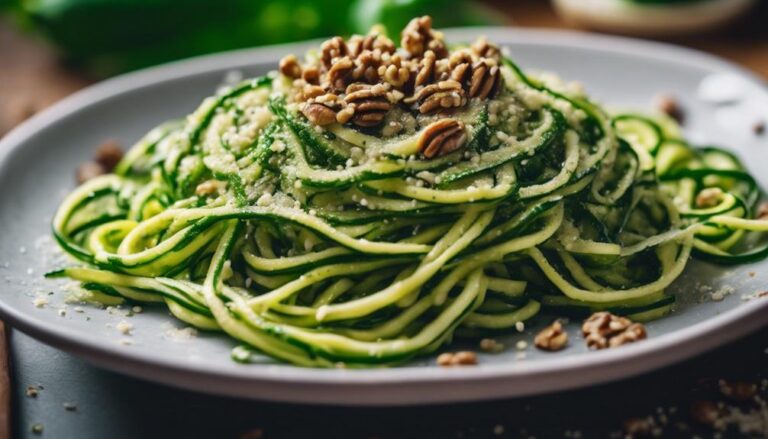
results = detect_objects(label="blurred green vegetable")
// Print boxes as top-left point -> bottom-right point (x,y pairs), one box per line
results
4,0 -> 494,76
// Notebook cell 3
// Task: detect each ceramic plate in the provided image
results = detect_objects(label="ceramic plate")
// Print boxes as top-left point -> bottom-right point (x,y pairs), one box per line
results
1,28 -> 767,405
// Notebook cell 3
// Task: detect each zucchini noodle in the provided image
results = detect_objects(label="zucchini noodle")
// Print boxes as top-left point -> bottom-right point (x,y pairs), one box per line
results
48,27 -> 768,367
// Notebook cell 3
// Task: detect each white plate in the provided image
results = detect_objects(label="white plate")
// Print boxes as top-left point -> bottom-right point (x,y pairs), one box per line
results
1,28 -> 767,405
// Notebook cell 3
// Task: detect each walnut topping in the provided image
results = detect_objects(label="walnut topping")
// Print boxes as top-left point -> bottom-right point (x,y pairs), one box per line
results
352,50 -> 382,84
695,187 -> 724,208
436,350 -> 477,366
414,50 -> 437,89
406,79 -> 466,114
76,162 -> 106,184
302,102 -> 339,126
278,54 -> 302,79
327,56 -> 355,91
757,202 -> 768,219
690,400 -> 723,425
94,140 -> 124,171
419,119 -> 466,159
534,320 -> 568,351
581,312 -> 647,349
349,32 -> 395,58
195,179 -> 226,196
471,36 -> 501,61
718,380 -> 757,401
344,83 -> 392,127
401,16 -> 447,59
656,94 -> 685,124
320,36 -> 349,71
469,60 -> 501,99
279,16 -> 503,138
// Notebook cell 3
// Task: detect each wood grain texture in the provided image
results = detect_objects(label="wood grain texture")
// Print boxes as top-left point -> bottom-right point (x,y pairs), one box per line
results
0,322 -> 10,439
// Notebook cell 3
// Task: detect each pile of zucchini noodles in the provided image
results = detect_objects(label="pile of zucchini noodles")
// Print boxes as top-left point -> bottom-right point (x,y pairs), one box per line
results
49,47 -> 768,367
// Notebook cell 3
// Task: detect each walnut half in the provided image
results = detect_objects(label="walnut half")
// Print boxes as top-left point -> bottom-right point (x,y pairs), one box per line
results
581,312 -> 647,349
534,320 -> 568,351
419,119 -> 466,159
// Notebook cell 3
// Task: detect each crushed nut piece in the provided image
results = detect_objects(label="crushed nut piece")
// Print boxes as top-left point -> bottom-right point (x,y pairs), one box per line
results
279,54 -> 302,79
534,320 -> 568,351
419,119 -> 467,159
695,187 -> 723,208
753,121 -> 766,135
320,36 -> 349,71
26,385 -> 39,398
344,83 -> 392,127
582,312 -> 647,350
471,36 -> 501,61
469,60 -> 501,99
719,380 -> 757,401
756,202 -> 768,219
414,50 -> 437,89
76,161 -> 106,184
401,16 -> 447,59
656,94 -> 685,124
302,102 -> 339,126
479,338 -> 504,353
436,350 -> 477,366
94,140 -> 124,171
195,179 -> 226,196
690,400 -> 722,425
327,56 -> 355,91
623,417 -> 653,436
406,79 -> 466,114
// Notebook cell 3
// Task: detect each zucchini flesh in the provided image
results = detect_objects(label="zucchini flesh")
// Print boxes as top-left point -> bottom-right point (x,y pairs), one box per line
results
47,47 -> 768,368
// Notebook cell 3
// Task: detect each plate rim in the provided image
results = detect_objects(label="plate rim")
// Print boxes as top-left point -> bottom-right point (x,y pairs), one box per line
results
2,27 -> 767,405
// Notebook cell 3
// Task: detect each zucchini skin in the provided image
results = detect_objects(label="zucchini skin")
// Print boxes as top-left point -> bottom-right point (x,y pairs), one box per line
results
46,51 -> 768,368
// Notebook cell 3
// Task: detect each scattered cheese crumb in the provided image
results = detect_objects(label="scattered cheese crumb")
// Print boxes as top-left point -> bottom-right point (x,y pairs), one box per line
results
116,321 -> 133,335
32,297 -> 48,308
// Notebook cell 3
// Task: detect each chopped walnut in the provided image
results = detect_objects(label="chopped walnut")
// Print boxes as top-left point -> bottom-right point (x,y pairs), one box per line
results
302,65 -> 321,85
471,36 -> 501,61
406,79 -> 466,114
279,54 -> 302,79
352,50 -> 382,84
302,102 -> 339,126
436,350 -> 477,366
94,140 -> 124,171
690,400 -> 723,425
622,417 -> 653,436
754,121 -> 766,135
414,50 -> 437,89
282,16 -> 503,137
401,16 -> 448,59
534,320 -> 568,351
320,36 -> 349,71
349,32 -> 395,58
469,60 -> 501,99
479,338 -> 504,353
695,187 -> 723,208
379,54 -> 411,89
581,312 -> 647,350
757,202 -> 768,219
344,83 -> 392,127
718,380 -> 757,401
327,56 -> 355,92
76,161 -> 106,184
195,179 -> 226,196
419,119 -> 466,159
656,94 -> 685,124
